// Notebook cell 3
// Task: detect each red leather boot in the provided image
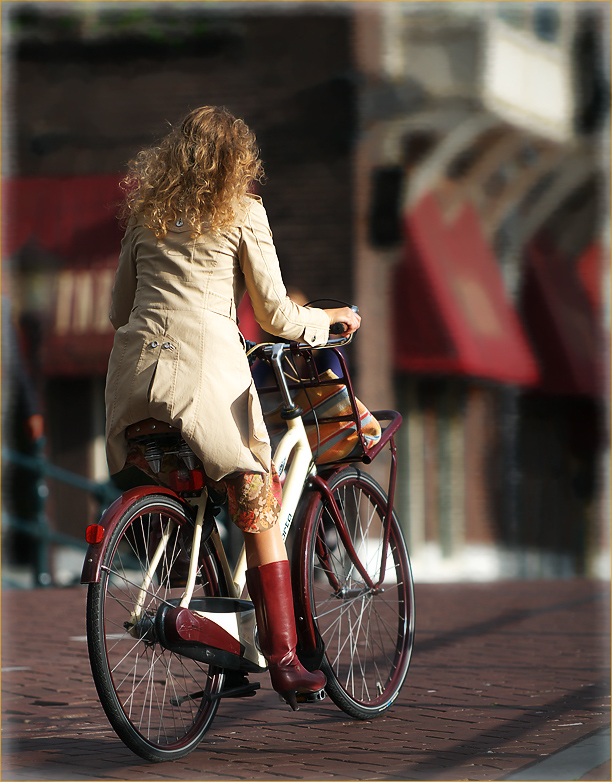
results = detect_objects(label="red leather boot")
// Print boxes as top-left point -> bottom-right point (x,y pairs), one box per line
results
246,560 -> 326,710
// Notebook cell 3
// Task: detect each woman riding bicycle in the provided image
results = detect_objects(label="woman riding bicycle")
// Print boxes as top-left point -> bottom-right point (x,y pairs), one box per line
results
104,105 -> 361,709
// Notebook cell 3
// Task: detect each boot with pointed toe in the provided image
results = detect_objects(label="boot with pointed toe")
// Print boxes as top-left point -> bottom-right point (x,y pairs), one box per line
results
246,560 -> 326,710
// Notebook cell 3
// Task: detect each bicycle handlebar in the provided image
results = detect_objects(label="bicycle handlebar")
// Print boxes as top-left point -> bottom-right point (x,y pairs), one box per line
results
255,332 -> 352,357
244,305 -> 358,413
245,306 -> 357,360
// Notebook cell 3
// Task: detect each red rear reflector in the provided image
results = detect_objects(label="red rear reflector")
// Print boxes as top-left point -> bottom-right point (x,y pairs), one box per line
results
86,524 -> 105,544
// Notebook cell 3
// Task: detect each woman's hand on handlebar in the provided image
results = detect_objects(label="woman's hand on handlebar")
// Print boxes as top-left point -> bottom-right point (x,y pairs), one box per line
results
326,306 -> 361,335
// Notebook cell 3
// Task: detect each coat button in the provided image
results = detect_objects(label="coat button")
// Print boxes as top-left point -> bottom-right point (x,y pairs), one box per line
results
176,219 -> 183,227
162,342 -> 175,350
150,341 -> 159,348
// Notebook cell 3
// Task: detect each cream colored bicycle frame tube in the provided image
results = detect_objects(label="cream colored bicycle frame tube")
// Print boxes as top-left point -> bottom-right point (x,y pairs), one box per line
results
131,416 -> 314,625
232,414 -> 315,595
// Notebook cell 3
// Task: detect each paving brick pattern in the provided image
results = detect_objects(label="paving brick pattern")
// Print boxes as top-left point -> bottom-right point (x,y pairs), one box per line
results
2,579 -> 609,781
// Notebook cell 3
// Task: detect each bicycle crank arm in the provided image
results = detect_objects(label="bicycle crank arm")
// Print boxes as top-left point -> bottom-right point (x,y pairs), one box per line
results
171,681 -> 260,706
210,681 -> 260,702
171,690 -> 205,706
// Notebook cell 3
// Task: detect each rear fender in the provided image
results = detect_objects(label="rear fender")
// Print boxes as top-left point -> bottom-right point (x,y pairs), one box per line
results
81,486 -> 189,584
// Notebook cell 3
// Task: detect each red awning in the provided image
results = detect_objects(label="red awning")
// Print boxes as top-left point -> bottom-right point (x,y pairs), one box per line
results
521,241 -> 601,397
2,175 -> 124,266
4,176 -> 124,376
393,193 -> 539,386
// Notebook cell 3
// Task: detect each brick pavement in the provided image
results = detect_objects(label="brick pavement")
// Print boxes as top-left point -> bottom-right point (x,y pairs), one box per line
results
1,579 -> 609,781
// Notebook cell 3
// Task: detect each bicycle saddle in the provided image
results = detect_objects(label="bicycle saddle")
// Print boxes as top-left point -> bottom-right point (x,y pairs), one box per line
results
125,418 -> 201,476
125,418 -> 180,440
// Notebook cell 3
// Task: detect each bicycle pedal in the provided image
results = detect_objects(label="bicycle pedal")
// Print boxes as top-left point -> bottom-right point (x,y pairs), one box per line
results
296,688 -> 326,704
221,682 -> 260,699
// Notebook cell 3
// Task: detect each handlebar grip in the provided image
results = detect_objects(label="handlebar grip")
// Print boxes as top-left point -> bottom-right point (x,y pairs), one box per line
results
330,322 -> 348,335
329,304 -> 359,335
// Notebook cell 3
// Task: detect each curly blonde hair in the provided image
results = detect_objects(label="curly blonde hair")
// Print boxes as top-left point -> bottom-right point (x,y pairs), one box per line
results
119,106 -> 264,237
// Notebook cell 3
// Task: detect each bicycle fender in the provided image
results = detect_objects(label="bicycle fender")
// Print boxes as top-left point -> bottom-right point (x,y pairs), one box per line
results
81,486 -> 187,584
291,488 -> 323,655
292,466 -> 361,659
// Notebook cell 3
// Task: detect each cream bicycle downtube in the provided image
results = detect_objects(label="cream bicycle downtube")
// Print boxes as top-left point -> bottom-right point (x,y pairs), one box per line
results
276,416 -> 315,542
232,415 -> 314,595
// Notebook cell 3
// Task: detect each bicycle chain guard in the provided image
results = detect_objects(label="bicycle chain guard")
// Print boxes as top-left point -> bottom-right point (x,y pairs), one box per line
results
156,597 -> 267,673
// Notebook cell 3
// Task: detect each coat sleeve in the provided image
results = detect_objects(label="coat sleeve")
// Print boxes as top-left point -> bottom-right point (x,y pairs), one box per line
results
238,198 -> 330,346
109,226 -> 138,330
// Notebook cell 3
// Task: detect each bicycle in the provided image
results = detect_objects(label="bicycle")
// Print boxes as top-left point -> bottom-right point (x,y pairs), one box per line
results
81,325 -> 415,762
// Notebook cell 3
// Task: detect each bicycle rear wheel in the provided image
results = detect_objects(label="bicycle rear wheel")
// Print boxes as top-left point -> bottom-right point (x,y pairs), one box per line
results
87,493 -> 226,762
301,467 -> 414,719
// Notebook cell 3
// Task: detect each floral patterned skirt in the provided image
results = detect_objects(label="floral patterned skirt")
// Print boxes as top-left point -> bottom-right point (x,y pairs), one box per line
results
223,469 -> 282,533
125,441 -> 282,533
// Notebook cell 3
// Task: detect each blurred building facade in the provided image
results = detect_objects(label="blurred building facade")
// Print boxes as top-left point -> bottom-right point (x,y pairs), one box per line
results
353,2 -> 609,580
2,1 -> 609,582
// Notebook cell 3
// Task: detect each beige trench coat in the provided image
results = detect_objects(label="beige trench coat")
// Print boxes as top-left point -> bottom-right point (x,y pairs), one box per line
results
105,194 -> 330,480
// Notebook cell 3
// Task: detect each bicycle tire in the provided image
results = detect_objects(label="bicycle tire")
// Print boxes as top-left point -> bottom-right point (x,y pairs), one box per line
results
86,493 -> 226,762
301,467 -> 415,719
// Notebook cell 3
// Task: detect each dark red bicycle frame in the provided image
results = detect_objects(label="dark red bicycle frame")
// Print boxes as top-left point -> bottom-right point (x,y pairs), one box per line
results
292,409 -> 402,658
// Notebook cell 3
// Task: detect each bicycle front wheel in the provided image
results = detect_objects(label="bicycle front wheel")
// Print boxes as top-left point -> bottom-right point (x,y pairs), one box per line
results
302,467 -> 414,719
87,493 -> 226,762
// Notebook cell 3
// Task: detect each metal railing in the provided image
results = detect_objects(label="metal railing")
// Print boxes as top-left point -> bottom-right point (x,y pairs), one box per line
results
2,443 -> 119,588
